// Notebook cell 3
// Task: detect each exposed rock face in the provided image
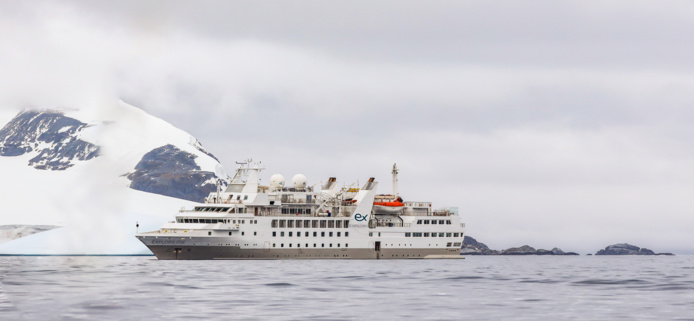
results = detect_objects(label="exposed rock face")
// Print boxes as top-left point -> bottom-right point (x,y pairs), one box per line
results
460,237 -> 578,255
461,236 -> 500,255
502,245 -> 538,255
595,243 -> 673,255
0,110 -> 99,170
126,144 -> 220,202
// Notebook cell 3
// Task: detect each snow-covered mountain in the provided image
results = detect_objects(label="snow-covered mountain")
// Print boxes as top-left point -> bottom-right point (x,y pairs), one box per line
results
0,100 -> 229,255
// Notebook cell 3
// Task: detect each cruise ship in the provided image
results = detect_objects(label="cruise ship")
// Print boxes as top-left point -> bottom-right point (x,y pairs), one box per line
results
136,161 -> 466,259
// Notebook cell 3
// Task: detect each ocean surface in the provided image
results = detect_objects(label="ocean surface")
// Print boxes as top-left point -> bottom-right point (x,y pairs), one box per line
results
1,255 -> 693,320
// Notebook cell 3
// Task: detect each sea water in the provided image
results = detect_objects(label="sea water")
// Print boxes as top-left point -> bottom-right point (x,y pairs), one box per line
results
1,256 -> 693,320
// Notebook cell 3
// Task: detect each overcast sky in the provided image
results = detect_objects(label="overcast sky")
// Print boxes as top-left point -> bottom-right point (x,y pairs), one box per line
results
2,0 -> 694,254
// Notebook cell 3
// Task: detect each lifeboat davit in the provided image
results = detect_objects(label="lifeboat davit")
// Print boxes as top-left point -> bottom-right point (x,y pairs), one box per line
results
373,197 -> 405,214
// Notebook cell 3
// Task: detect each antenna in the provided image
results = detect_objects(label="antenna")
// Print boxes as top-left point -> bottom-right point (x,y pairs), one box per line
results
392,163 -> 399,196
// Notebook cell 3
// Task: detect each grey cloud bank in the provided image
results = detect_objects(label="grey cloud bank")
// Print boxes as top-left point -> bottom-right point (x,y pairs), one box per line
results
1,1 -> 693,254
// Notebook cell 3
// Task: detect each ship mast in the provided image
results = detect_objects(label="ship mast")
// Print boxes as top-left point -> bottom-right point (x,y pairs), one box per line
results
392,163 -> 399,196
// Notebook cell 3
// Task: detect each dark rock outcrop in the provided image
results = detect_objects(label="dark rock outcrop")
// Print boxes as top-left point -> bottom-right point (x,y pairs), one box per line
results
595,243 -> 673,256
461,236 -> 578,255
126,144 -> 220,202
0,110 -> 99,170
461,236 -> 500,255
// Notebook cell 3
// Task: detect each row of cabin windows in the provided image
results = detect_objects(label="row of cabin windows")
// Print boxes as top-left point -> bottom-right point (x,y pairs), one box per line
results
405,232 -> 461,238
447,242 -> 463,247
416,219 -> 452,225
271,219 -> 350,228
177,219 -> 258,224
280,208 -> 312,215
273,231 -> 349,237
273,243 -> 347,248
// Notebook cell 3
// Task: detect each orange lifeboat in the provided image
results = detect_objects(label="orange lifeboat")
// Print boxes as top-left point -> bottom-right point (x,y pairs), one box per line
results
373,197 -> 405,214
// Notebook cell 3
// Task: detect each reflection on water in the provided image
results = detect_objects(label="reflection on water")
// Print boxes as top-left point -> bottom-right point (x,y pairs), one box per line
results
1,256 -> 693,320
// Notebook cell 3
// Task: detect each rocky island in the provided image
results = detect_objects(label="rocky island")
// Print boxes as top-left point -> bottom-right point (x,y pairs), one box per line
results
595,243 -> 674,256
461,236 -> 579,255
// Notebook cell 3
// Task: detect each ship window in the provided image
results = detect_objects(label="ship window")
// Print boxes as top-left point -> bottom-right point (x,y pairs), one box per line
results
313,232 -> 317,237
233,220 -> 236,224
305,232 -> 309,237
321,232 -> 325,237
345,232 -> 349,237
439,233 -> 444,237
405,233 -> 411,237
281,208 -> 287,214
313,243 -> 317,247
424,233 -> 430,237
273,243 -> 276,247
454,242 -> 462,247
289,232 -> 293,237
279,220 -> 286,228
281,232 -> 285,237
297,243 -> 300,248
312,220 -> 318,228
328,221 -> 335,228
424,220 -> 430,224
206,219 -> 212,224
289,244 -> 292,247
329,244 -> 333,248
297,232 -> 301,237
345,243 -> 348,248
369,232 -> 373,237
254,220 -> 258,224
439,220 -> 445,224
288,220 -> 294,228
378,232 -> 381,237
244,195 -> 248,200
242,220 -> 245,224
208,231 -> 211,236
295,219 -> 302,227
237,195 -> 241,200
320,220 -> 327,228
272,220 -> 278,228
430,233 -> 436,238
336,220 -> 342,228
446,233 -> 452,237
337,232 -> 341,237
273,232 -> 276,237
306,209 -> 311,214
289,208 -> 296,214
447,220 -> 452,225
454,233 -> 459,237
229,232 -> 232,236
344,220 -> 349,228
297,209 -> 303,215
432,220 -> 437,225
417,220 -> 422,224
447,242 -> 452,247
242,232 -> 245,236
306,243 -> 309,248
193,219 -> 199,223
329,232 -> 333,237
322,244 -> 325,248
303,221 -> 310,228
281,243 -> 284,247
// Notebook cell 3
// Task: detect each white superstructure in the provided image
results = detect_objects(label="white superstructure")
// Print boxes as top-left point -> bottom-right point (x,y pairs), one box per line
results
136,161 -> 466,260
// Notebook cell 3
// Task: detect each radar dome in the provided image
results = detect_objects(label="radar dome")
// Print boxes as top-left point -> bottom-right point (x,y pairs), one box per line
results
292,174 -> 307,189
270,174 -> 285,189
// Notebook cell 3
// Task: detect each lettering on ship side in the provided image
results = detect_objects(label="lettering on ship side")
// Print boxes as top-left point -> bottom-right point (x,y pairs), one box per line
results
151,239 -> 186,245
354,213 -> 368,222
